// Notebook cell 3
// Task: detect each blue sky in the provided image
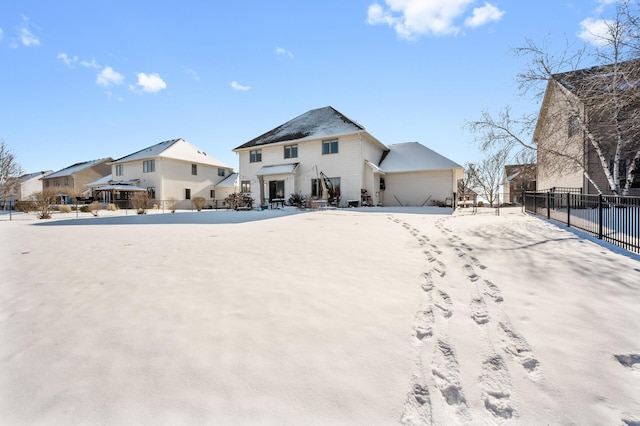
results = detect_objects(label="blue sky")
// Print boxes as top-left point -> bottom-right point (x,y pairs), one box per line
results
0,0 -> 620,173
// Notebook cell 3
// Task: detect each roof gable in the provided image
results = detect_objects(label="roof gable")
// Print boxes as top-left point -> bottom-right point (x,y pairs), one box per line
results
380,142 -> 461,173
113,138 -> 231,168
46,158 -> 112,179
234,106 -> 367,150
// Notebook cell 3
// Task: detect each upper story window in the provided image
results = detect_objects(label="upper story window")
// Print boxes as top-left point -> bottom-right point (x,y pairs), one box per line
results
250,149 -> 262,163
143,159 -> 155,173
218,168 -> 225,177
115,164 -> 123,176
191,164 -> 198,175
284,144 -> 298,159
322,139 -> 339,155
63,177 -> 69,186
568,116 -> 580,137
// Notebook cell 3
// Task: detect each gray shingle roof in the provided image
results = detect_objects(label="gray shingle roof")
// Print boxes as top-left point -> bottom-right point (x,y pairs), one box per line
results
234,106 -> 366,150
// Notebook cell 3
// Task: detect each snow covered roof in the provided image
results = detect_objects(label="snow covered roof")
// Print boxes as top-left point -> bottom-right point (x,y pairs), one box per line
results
93,184 -> 147,192
234,106 -> 368,150
215,172 -> 238,187
553,59 -> 640,98
112,138 -> 232,169
86,175 -> 113,187
46,158 -> 112,179
379,142 -> 462,173
255,163 -> 299,176
19,170 -> 53,182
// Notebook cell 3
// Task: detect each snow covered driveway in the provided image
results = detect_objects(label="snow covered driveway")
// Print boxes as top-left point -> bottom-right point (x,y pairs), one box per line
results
1,207 -> 639,425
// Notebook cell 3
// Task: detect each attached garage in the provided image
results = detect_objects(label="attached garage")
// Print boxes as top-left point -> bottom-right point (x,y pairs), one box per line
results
380,142 -> 463,207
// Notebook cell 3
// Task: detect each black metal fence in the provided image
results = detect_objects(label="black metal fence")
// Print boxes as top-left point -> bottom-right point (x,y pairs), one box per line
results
524,190 -> 640,253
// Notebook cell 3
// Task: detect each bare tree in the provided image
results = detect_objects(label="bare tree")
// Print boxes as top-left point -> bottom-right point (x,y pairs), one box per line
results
0,139 -> 23,206
467,148 -> 510,208
467,1 -> 640,195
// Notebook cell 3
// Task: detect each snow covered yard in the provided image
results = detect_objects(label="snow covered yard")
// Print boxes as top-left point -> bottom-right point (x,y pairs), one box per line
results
1,207 -> 639,425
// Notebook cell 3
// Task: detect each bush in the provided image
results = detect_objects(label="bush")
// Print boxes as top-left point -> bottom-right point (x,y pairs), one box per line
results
131,192 -> 148,214
193,196 -> 206,211
167,198 -> 179,213
89,201 -> 100,216
107,203 -> 117,211
59,205 -> 72,213
288,193 -> 306,208
14,200 -> 36,213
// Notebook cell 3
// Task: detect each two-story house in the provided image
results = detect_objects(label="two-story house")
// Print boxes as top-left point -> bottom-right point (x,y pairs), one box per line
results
503,164 -> 536,204
42,159 -> 113,203
233,106 -> 462,207
102,138 -> 234,209
534,59 -> 640,195
4,170 -> 53,203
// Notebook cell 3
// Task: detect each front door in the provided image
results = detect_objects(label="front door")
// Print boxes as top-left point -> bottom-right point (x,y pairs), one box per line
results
269,180 -> 285,200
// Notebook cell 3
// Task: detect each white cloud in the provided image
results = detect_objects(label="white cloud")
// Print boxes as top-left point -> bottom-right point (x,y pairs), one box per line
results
464,3 -> 505,28
96,66 -> 125,87
367,0 -> 502,39
0,27 -> 4,41
19,15 -> 40,46
57,52 -> 78,66
81,59 -> 100,69
133,72 -> 167,93
276,47 -> 294,57
578,17 -> 613,46
186,68 -> 200,81
231,80 -> 251,91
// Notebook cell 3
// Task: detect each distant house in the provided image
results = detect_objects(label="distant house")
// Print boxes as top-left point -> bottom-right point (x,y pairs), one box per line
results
106,138 -> 234,209
503,164 -> 537,204
4,170 -> 53,202
42,159 -> 112,203
233,106 -> 462,207
534,59 -> 640,195
213,172 -> 239,208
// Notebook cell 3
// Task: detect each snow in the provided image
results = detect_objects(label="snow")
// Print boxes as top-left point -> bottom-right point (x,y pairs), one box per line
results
381,142 -> 463,173
1,207 -> 639,425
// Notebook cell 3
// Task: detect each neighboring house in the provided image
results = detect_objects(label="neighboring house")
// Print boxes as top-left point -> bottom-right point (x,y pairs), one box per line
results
534,60 -> 640,195
233,106 -> 462,207
503,164 -> 537,204
107,138 -> 234,209
4,170 -> 53,202
42,159 -> 113,203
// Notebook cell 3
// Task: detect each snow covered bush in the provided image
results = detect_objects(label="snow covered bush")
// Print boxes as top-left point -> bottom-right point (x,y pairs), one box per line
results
193,196 -> 206,211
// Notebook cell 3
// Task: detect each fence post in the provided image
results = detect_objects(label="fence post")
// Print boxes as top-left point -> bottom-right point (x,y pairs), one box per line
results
567,192 -> 571,228
598,194 -> 603,240
546,191 -> 551,218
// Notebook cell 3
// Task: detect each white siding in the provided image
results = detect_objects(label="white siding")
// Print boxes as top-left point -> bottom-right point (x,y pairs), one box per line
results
237,133 -> 385,207
383,170 -> 456,207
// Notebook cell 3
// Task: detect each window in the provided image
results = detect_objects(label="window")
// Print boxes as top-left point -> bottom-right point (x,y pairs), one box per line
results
241,180 -> 251,193
568,116 -> 580,137
218,168 -> 225,177
185,188 -> 191,200
322,139 -> 339,155
311,177 -> 341,198
210,189 -> 215,199
63,177 -> 69,186
250,149 -> 262,163
284,144 -> 298,159
192,164 -> 197,175
45,181 -> 50,188
632,167 -> 640,189
147,187 -> 156,199
143,160 -> 155,173
115,164 -> 123,176
53,180 -> 60,187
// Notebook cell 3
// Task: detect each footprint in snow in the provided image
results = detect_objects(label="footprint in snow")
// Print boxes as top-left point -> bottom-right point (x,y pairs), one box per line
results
615,354 -> 640,370
470,296 -> 489,325
434,290 -> 453,318
464,264 -> 479,282
480,355 -> 515,419
499,321 -> 540,378
483,280 -> 504,304
432,339 -> 467,407
414,309 -> 434,340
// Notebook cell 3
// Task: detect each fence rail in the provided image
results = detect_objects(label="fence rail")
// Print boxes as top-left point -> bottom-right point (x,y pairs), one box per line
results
524,191 -> 640,253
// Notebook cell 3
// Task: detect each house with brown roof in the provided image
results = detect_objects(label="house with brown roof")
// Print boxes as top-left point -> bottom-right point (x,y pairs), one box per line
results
42,159 -> 112,203
534,60 -> 640,195
233,106 -> 463,207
